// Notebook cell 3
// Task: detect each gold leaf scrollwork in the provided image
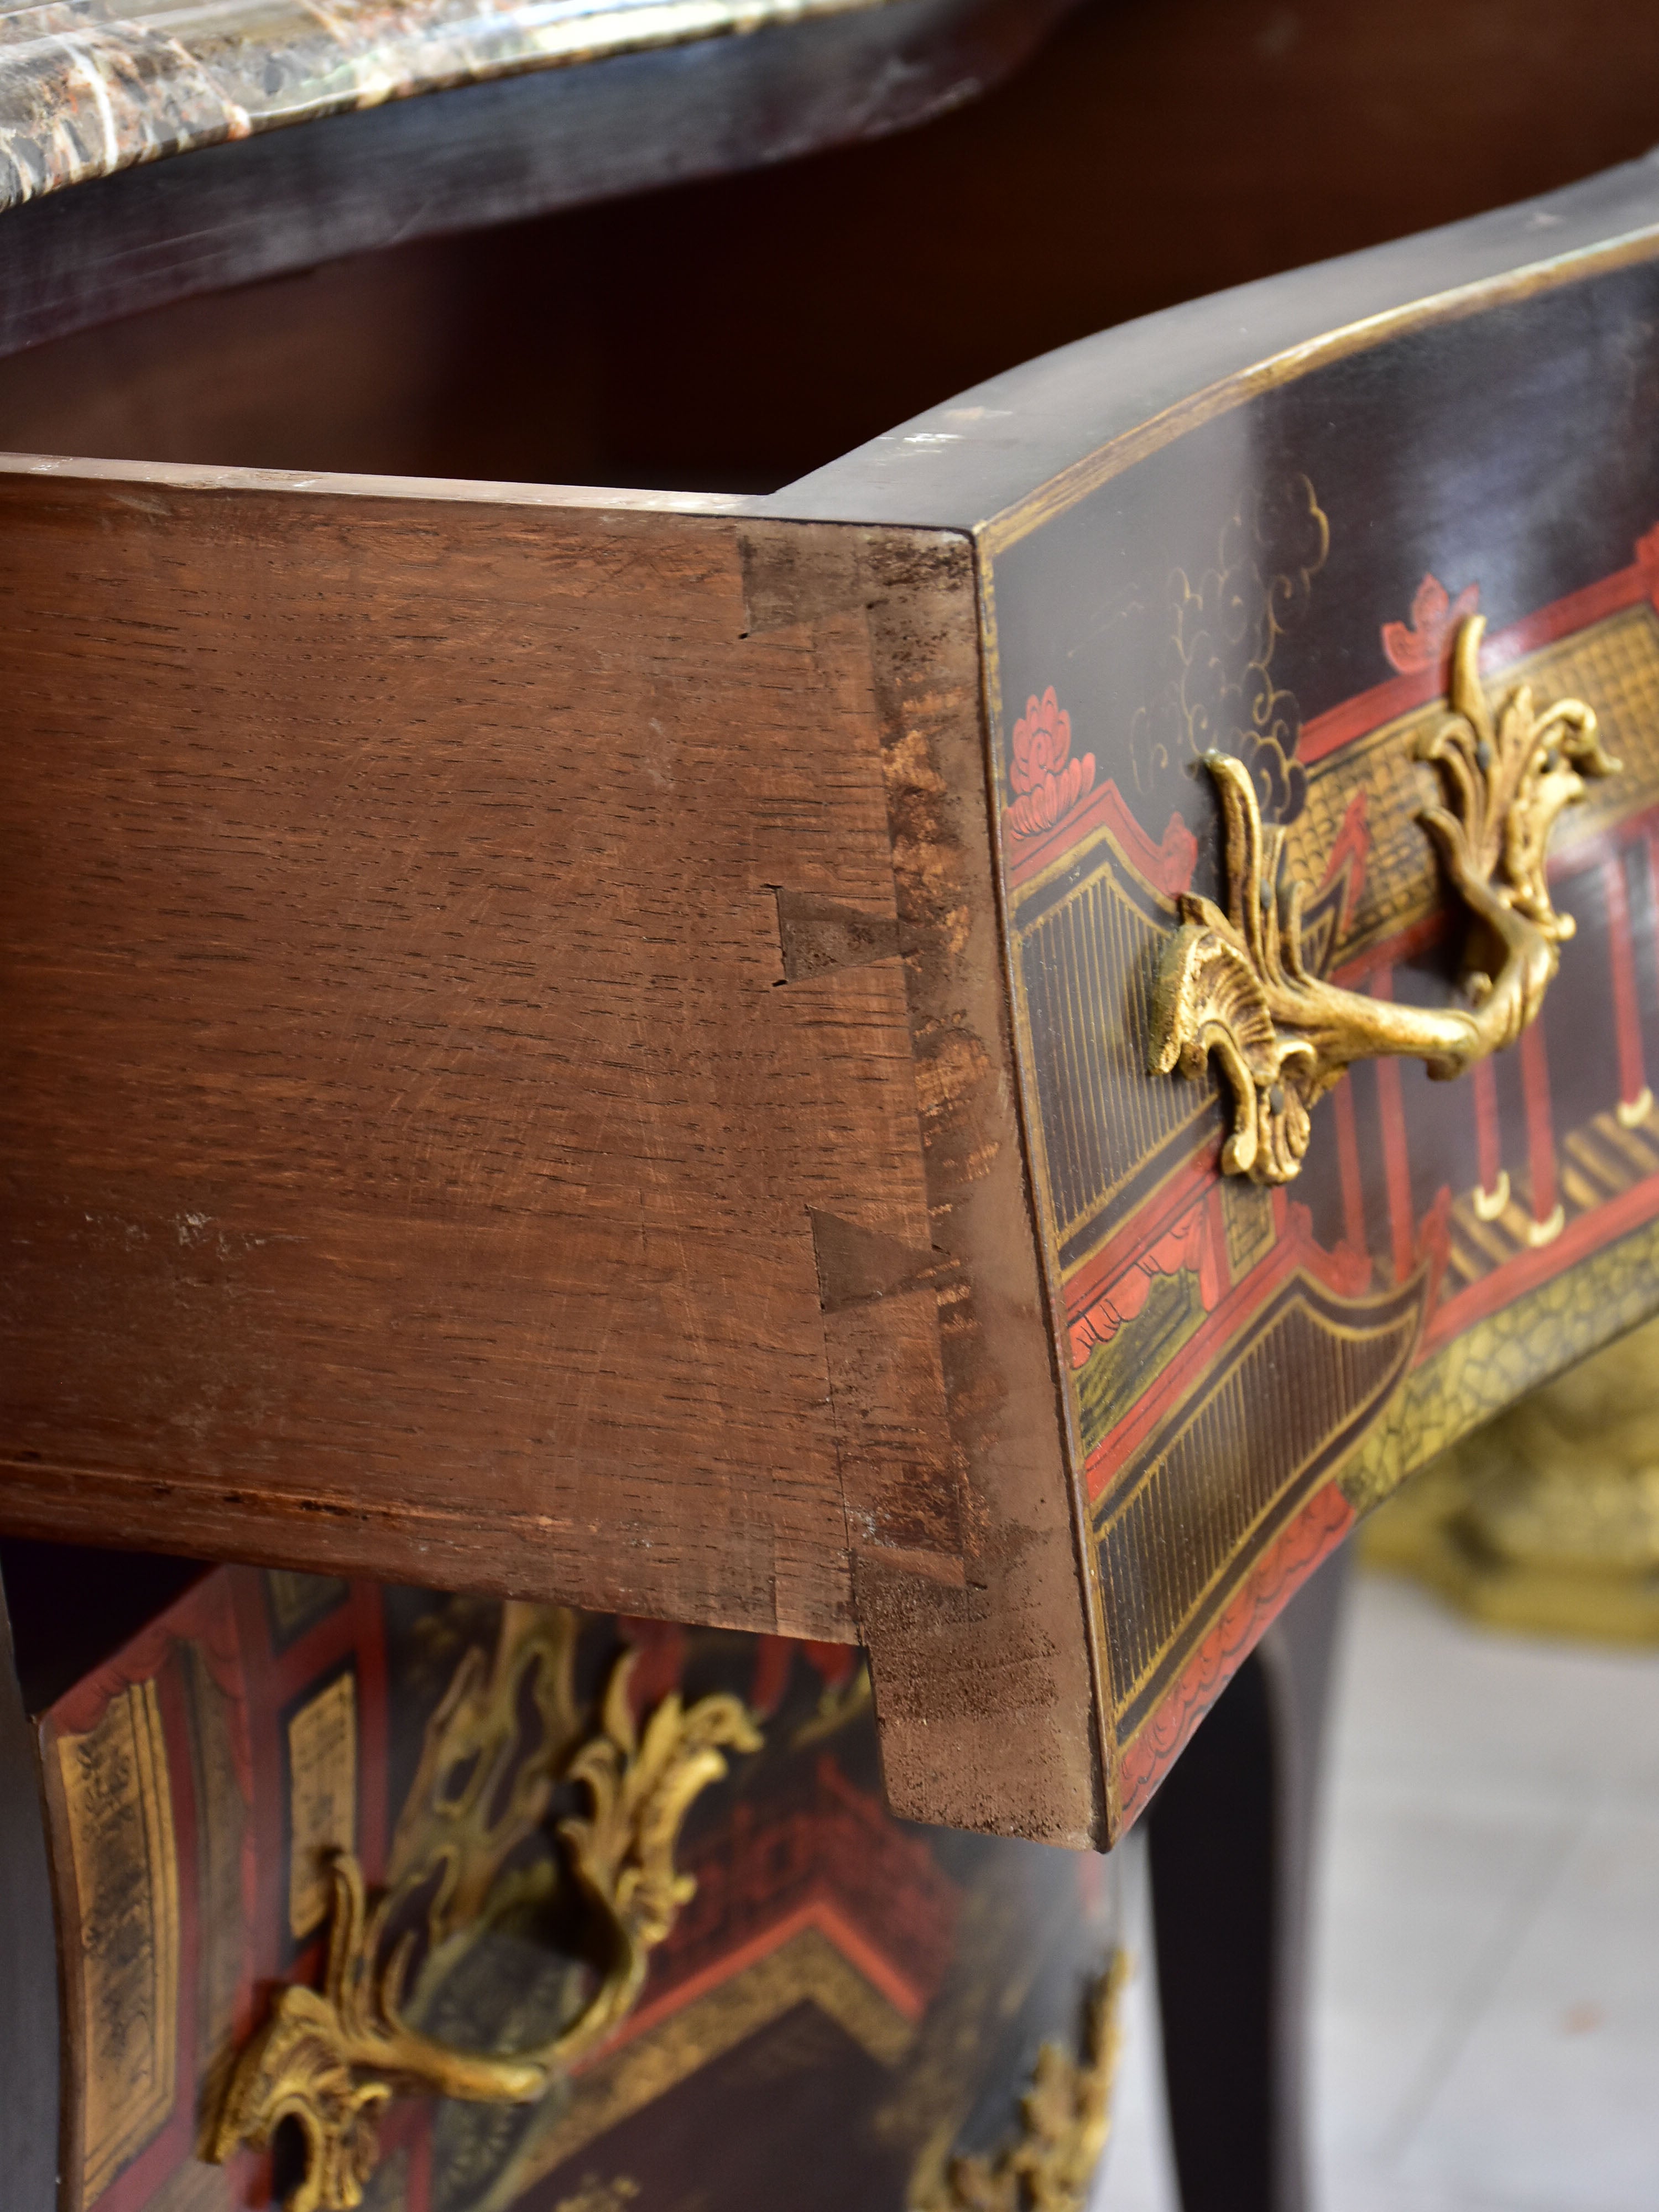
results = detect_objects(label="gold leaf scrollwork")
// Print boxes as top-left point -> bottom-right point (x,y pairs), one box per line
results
912,1955 -> 1127,2212
210,1606 -> 761,2212
1149,617 -> 1618,1183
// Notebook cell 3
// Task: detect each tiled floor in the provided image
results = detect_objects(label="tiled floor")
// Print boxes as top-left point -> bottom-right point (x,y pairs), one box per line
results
1095,1572 -> 1659,2212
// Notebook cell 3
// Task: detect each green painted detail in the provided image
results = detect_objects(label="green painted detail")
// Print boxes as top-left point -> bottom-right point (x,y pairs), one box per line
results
1340,1212 -> 1659,1516
1073,1269 -> 1207,1459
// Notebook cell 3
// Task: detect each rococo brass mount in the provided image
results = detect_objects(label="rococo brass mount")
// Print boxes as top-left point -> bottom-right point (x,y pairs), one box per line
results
1150,618 -> 1617,1183
210,1606 -> 761,2212
913,1954 -> 1128,2212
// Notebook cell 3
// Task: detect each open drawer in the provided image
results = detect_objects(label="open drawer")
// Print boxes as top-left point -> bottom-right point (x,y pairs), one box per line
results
5,0 -> 1659,1846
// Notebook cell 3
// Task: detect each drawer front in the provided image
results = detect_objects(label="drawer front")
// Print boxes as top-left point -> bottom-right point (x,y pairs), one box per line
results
38,1566 -> 1120,2212
978,237 -> 1659,1825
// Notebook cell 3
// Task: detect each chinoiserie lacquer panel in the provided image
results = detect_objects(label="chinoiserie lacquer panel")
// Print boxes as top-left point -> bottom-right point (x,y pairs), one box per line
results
982,254 -> 1659,1825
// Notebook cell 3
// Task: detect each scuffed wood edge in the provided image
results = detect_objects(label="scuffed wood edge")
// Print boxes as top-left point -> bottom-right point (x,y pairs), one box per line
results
0,448 -> 761,514
972,542 -> 1121,1842
742,523 -> 1105,1847
0,1460 -> 832,1630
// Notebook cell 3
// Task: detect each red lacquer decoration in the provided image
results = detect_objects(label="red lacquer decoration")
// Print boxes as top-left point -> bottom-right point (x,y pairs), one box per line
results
1117,1479 -> 1355,1828
1006,686 -> 1095,837
1068,1196 -> 1223,1369
1381,573 -> 1481,674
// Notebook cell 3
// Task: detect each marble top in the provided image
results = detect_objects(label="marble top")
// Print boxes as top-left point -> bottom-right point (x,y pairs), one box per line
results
0,0 -> 896,215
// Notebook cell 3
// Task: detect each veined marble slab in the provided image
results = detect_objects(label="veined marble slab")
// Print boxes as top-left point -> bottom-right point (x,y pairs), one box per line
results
0,0 -> 899,212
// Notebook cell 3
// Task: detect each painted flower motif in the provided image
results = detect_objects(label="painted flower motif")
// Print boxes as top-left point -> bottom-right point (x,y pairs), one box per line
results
1381,573 -> 1480,675
1007,687 -> 1096,838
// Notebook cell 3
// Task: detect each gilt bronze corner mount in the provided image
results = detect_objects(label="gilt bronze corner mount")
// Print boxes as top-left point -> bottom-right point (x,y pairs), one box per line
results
210,1608 -> 761,2212
911,1952 -> 1128,2212
1149,617 -> 1617,1184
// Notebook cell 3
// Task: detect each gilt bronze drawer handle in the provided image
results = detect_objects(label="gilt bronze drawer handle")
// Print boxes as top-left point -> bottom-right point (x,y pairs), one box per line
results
210,1606 -> 761,2212
1149,617 -> 1618,1184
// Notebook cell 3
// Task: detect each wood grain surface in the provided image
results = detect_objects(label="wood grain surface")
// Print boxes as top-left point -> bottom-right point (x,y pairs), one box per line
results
0,461 -> 1101,1843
